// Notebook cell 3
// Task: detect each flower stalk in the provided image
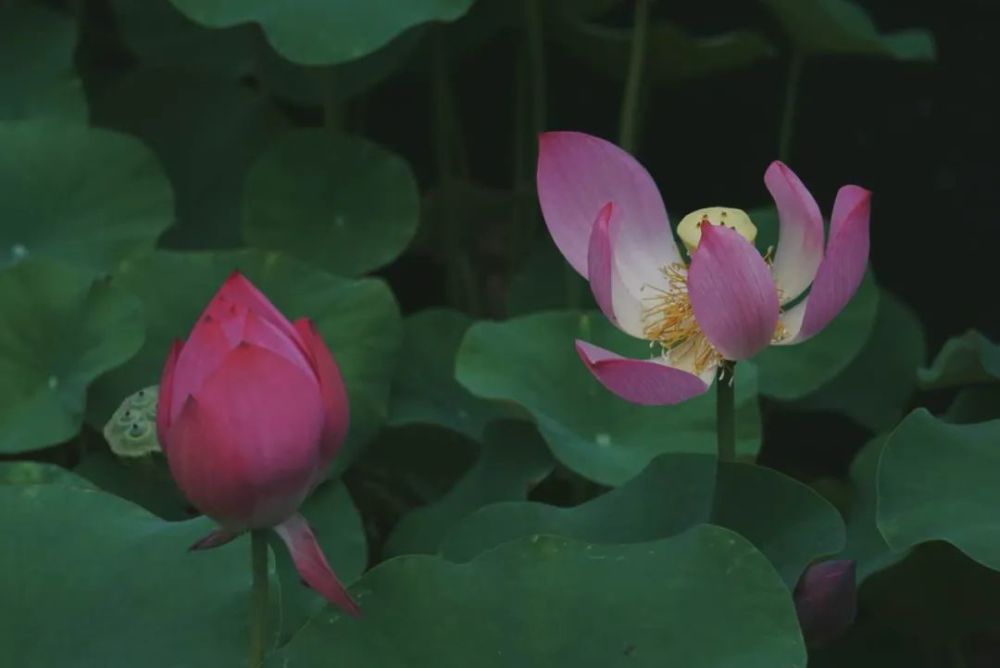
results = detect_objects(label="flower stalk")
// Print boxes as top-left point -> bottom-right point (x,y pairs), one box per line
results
715,363 -> 736,462
249,530 -> 269,668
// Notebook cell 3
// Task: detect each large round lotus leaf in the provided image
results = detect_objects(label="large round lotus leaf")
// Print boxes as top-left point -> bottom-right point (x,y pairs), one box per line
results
455,311 -> 761,485
0,260 -> 144,454
271,481 -> 368,643
755,272 -> 879,400
793,292 -> 925,431
0,484 -> 272,666
877,409 -> 1000,572
255,27 -> 426,106
92,70 -> 284,250
0,462 -> 93,488
389,309 -> 511,440
442,454 -> 843,587
918,330 -> 1000,390
168,0 -> 474,66
111,0 -> 257,77
836,436 -> 904,582
278,526 -> 806,667
75,450 -> 190,520
244,129 -> 419,277
0,3 -> 86,120
385,421 -> 554,557
87,250 -> 402,471
0,121 -> 173,273
760,0 -> 936,60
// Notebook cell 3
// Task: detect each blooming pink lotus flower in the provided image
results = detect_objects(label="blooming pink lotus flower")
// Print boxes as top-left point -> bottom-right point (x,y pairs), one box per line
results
157,272 -> 359,616
536,131 -> 871,405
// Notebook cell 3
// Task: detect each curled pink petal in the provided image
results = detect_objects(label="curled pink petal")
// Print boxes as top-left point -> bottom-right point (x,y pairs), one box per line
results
217,271 -> 306,348
586,202 -> 644,337
156,340 -> 182,444
687,225 -> 780,360
794,559 -> 857,648
575,340 -> 713,405
189,528 -> 242,551
165,344 -> 324,529
536,131 -> 679,290
275,513 -> 361,617
765,161 -> 825,304
777,186 -> 871,344
242,309 -> 315,379
293,319 -> 350,472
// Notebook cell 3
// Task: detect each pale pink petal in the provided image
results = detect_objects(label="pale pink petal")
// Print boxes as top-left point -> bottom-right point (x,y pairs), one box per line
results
688,225 -> 780,360
164,343 -> 324,529
170,316 -> 235,423
242,309 -> 315,379
575,340 -> 713,405
586,202 -> 645,338
156,340 -> 182,445
776,186 -> 871,344
765,161 -> 825,304
275,513 -> 361,617
536,131 -> 679,291
293,319 -> 350,472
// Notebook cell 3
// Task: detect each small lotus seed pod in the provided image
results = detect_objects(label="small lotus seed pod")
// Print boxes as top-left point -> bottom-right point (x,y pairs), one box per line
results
103,386 -> 162,457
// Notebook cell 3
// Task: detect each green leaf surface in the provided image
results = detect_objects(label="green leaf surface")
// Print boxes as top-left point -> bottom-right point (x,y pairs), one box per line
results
277,527 -> 807,667
385,421 -> 554,557
388,309 -> 510,440
0,260 -> 144,454
877,409 -> 1000,572
0,121 -> 173,273
0,3 -> 86,121
506,238 -> 594,315
918,330 -> 1000,389
87,250 -> 402,471
244,129 -> 419,276
75,450 -> 190,520
0,462 -> 93,488
111,0 -> 257,77
756,272 -> 879,400
760,0 -> 936,60
92,70 -> 284,249
793,292 -> 925,431
442,454 -> 843,587
455,310 -> 761,485
0,484 -> 267,667
168,0 -> 475,65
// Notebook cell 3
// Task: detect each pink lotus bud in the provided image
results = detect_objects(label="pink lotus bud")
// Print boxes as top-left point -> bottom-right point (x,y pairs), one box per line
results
157,272 -> 358,615
794,559 -> 857,648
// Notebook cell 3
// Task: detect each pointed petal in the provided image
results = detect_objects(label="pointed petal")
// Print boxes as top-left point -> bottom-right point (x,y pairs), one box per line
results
575,340 -> 713,405
170,316 -> 235,423
293,319 -> 350,471
217,271 -> 305,348
275,514 -> 361,617
536,131 -> 680,290
586,202 -> 645,337
688,225 -> 780,360
156,340 -> 182,446
164,344 -> 324,529
243,309 -> 315,379
765,161 -> 825,304
794,560 -> 857,648
776,186 -> 871,344
189,528 -> 242,551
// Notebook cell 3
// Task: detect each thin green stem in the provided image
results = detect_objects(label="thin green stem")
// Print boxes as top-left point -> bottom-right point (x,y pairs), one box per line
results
249,530 -> 269,668
716,363 -> 736,463
778,52 -> 804,163
618,0 -> 652,153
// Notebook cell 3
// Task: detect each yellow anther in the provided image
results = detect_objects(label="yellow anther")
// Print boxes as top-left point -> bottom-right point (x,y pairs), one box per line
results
676,207 -> 757,251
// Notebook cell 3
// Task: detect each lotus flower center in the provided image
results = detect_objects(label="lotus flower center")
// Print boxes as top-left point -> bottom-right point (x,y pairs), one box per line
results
641,264 -> 721,375
676,207 -> 757,251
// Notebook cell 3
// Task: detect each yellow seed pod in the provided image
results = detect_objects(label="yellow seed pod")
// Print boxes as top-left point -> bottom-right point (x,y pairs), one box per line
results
103,386 -> 162,458
676,207 -> 757,251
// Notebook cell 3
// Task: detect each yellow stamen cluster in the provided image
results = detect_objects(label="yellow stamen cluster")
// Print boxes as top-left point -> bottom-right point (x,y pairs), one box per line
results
641,263 -> 721,375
